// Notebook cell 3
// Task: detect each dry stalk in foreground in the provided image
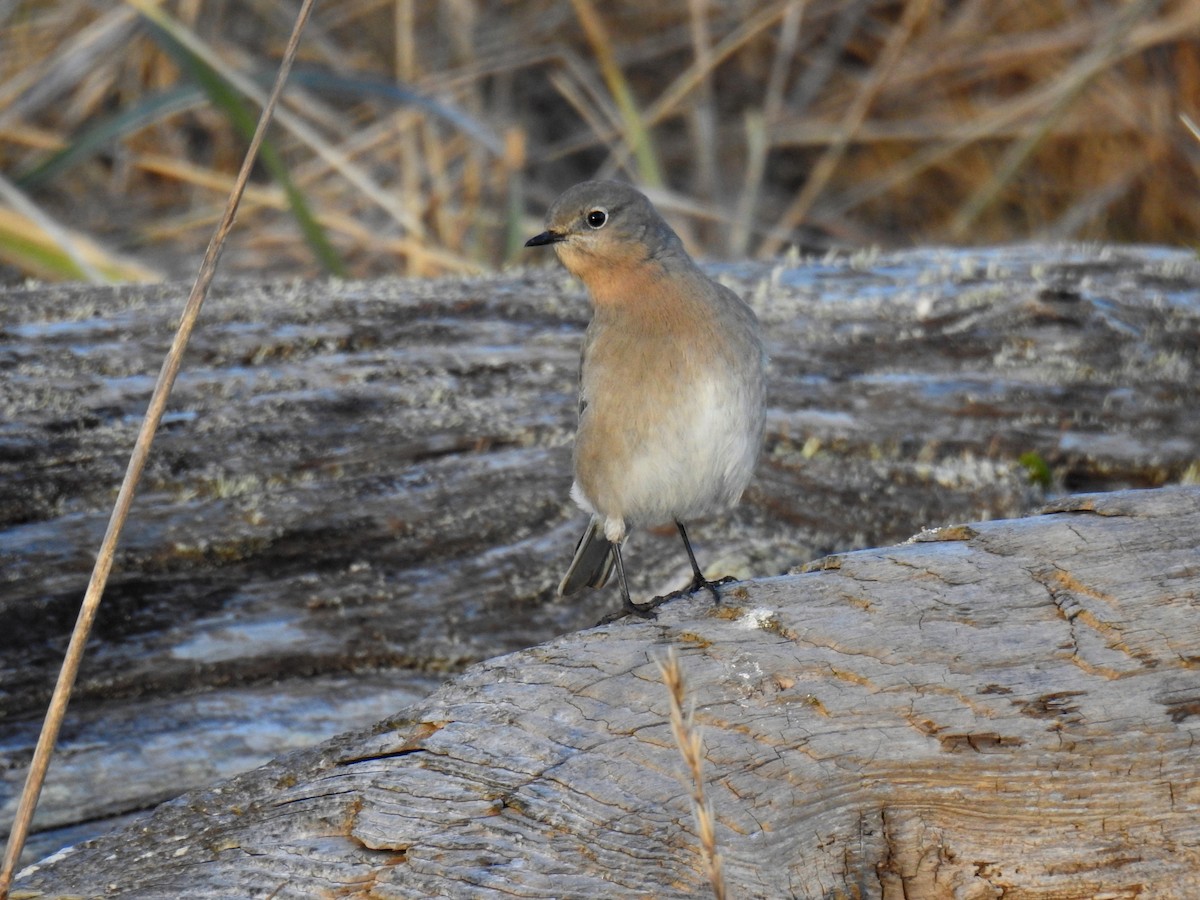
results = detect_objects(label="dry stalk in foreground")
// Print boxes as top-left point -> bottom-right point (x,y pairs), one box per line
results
0,1 -> 318,895
658,649 -> 727,900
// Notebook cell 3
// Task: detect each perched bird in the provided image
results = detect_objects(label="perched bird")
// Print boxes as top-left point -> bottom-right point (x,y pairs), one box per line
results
526,181 -> 766,616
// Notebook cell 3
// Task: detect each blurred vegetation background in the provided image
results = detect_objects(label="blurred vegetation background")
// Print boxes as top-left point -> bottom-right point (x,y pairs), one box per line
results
1,0 -> 1198,283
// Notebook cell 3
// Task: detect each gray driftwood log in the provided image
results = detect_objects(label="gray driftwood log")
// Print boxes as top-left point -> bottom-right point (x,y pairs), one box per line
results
12,485 -> 1200,898
2,245 -> 1199,876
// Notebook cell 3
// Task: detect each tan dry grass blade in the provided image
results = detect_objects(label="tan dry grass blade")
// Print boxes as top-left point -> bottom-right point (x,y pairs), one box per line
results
686,0 -> 720,203
0,192 -> 160,283
1182,113 -> 1200,144
0,1 -> 317,892
644,1 -> 796,129
0,5 -> 140,127
947,0 -> 1162,238
133,152 -> 481,274
658,649 -> 727,900
731,0 -> 806,257
760,0 -> 935,257
124,0 -> 429,240
570,0 -> 664,187
814,0 -> 1200,239
3,1 -> 1200,279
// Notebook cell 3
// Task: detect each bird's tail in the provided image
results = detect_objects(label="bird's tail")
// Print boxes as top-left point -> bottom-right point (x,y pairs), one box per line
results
558,517 -> 616,596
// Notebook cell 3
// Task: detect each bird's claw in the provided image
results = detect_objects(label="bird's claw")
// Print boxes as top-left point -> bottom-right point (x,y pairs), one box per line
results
686,573 -> 736,603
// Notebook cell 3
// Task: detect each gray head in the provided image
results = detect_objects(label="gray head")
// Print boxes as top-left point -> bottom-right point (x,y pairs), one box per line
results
525,181 -> 687,280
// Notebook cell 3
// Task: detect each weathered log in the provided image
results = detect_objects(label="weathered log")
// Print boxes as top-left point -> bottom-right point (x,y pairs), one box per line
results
1,245 -> 1198,865
12,485 -> 1200,898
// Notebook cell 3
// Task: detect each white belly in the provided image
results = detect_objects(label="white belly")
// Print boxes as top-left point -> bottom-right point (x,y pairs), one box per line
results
573,368 -> 762,533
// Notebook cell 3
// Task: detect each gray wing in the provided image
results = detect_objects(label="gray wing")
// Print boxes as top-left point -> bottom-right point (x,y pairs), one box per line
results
558,516 -> 615,596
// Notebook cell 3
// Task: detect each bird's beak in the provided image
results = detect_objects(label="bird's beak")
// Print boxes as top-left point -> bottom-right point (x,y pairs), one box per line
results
525,230 -> 566,248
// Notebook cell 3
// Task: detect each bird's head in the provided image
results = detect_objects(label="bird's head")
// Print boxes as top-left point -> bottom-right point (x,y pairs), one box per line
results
525,181 -> 686,282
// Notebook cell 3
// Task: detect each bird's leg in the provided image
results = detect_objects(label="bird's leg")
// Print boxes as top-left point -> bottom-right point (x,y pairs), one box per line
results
612,541 -> 662,619
675,520 -> 736,603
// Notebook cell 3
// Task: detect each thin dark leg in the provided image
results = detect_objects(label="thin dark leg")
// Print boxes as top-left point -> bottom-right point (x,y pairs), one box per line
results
612,542 -> 660,619
676,520 -> 706,586
675,520 -> 736,603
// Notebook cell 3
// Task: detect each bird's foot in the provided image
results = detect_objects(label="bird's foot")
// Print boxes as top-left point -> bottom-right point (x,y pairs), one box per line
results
623,594 -> 666,619
646,573 -> 737,608
643,574 -> 737,608
595,575 -> 737,625
685,573 -> 737,604
594,593 -> 666,625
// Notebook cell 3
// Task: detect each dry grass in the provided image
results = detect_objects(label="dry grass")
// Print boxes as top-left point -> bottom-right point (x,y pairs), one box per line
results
658,649 -> 726,900
2,0 -> 1199,282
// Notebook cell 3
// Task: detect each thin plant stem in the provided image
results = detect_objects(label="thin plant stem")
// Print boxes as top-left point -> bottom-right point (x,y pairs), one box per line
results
658,650 -> 727,900
760,0 -> 933,258
0,1 -> 317,894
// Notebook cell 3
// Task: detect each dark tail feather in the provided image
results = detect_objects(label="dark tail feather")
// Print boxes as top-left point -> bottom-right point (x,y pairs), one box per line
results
558,518 -> 615,596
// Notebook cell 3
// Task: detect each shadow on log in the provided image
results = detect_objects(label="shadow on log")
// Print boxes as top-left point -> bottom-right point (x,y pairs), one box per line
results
14,486 -> 1200,898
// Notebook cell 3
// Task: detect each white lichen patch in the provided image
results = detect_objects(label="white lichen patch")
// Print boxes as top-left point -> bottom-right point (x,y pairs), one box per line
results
738,607 -> 781,631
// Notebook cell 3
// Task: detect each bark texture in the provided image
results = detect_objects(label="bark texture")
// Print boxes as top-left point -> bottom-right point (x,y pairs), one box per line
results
1,244 -> 1198,879
13,486 -> 1200,898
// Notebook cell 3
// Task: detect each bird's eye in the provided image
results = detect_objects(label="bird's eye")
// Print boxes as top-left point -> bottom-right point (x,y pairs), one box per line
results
586,208 -> 608,229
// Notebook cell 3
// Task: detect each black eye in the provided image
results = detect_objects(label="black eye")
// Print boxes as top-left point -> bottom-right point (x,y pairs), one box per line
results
586,209 -> 607,229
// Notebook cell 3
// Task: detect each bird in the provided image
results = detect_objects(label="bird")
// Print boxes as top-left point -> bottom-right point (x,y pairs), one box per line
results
525,180 -> 766,617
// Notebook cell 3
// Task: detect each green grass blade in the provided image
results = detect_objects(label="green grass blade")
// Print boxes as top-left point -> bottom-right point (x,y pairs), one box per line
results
142,18 -> 346,276
570,0 -> 664,188
0,225 -> 91,280
17,85 -> 206,189
0,210 -> 158,282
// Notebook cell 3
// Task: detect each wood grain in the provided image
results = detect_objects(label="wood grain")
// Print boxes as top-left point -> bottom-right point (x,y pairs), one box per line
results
13,486 -> 1199,897
2,245 -> 1198,882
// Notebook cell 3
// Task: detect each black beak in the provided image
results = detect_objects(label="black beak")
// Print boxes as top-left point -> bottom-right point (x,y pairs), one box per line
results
525,230 -> 565,248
